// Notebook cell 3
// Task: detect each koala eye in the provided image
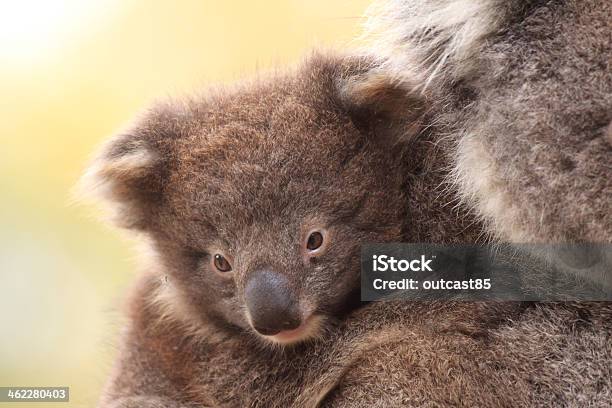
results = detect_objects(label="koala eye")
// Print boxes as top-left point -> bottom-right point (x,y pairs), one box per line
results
306,231 -> 324,251
213,254 -> 232,272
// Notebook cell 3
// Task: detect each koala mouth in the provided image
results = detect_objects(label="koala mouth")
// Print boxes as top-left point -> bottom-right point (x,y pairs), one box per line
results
259,314 -> 323,345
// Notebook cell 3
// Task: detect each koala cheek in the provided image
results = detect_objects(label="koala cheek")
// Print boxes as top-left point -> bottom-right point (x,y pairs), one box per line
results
212,297 -> 248,329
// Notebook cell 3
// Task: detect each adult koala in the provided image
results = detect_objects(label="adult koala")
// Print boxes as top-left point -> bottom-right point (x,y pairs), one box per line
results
365,0 -> 611,249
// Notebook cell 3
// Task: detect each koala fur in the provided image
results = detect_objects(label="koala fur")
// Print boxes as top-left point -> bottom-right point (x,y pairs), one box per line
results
83,52 -> 421,347
84,1 -> 611,404
84,49 -> 497,347
102,274 -> 612,407
86,47 -> 612,406
365,0 -> 612,245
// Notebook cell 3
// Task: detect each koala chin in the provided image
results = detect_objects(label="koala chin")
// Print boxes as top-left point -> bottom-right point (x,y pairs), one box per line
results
80,51 -> 424,345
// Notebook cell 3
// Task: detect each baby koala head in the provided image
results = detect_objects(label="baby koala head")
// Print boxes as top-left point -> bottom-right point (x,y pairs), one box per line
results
82,52 -> 422,345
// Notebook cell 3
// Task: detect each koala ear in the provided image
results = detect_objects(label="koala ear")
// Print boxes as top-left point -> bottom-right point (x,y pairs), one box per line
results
78,108 -> 173,231
338,69 -> 425,146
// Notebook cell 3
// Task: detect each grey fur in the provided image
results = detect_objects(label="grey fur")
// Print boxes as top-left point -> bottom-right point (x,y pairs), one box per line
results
84,1 -> 612,406
364,0 -> 612,291
366,0 -> 612,245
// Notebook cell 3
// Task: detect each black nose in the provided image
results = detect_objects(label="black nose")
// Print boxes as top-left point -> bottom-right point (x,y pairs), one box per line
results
245,269 -> 301,336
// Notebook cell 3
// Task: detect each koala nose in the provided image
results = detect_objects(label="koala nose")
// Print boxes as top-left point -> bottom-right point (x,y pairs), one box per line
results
245,269 -> 301,336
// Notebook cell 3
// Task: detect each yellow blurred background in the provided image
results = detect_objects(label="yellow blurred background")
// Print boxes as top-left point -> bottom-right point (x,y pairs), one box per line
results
0,1 -> 369,406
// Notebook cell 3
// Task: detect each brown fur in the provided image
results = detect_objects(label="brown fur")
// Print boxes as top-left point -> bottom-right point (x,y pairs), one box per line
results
102,274 -> 612,407
82,51 -> 483,345
83,52 -> 492,406
85,51 -> 492,405
83,53 -> 416,343
85,3 -> 612,401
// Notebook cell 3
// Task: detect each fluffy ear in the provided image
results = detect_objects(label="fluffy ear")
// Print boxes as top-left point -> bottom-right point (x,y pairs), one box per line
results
338,69 -> 425,146
78,108 -> 173,230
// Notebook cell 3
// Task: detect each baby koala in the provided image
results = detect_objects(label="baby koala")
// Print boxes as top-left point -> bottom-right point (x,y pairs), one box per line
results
83,52 -> 422,345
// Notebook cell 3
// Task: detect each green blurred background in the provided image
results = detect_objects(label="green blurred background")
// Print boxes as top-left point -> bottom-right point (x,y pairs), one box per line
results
0,1 -> 369,406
